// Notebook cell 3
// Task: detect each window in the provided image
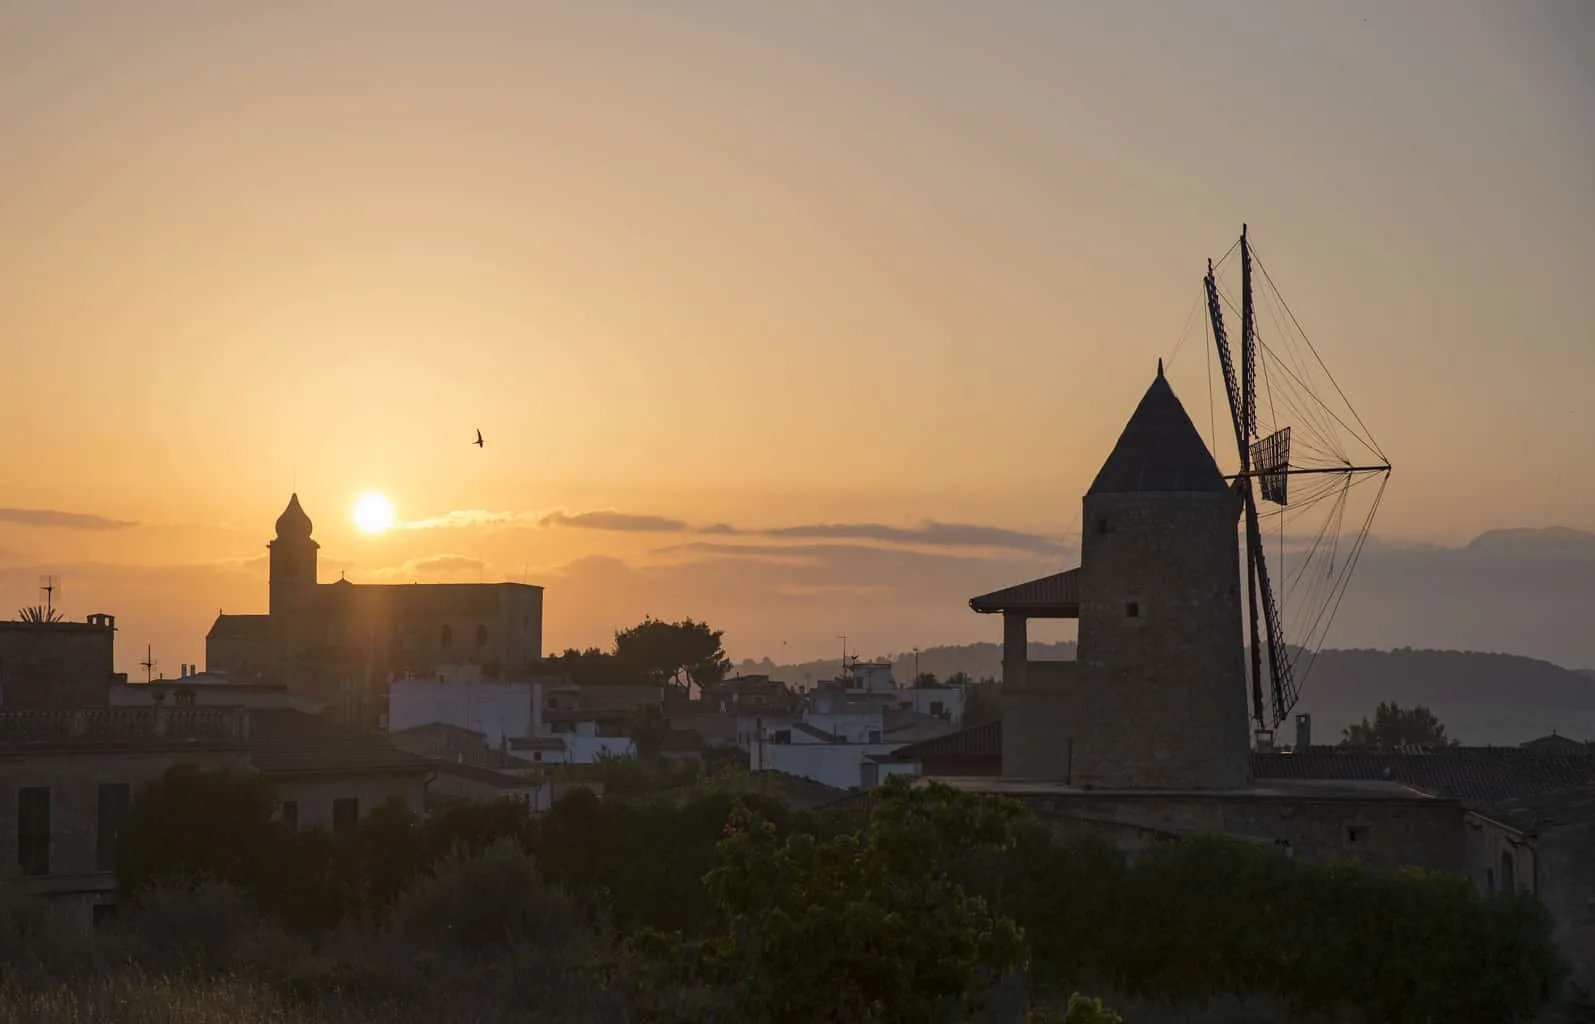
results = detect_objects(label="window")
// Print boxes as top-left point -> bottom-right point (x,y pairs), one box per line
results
772,729 -> 793,744
867,729 -> 883,744
440,625 -> 453,648
1125,601 -> 1141,619
1096,517 -> 1112,534
1485,867 -> 1496,895
929,700 -> 946,718
281,800 -> 299,830
17,787 -> 50,876
475,624 -> 488,648
333,798 -> 359,833
96,783 -> 132,872
92,903 -> 120,926
1500,850 -> 1516,892
175,688 -> 196,707
1345,824 -> 1370,845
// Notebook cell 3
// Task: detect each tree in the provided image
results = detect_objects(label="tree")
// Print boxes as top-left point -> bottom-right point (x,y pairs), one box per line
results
629,703 -> 672,763
117,765 -> 283,898
912,672 -> 940,688
538,646 -> 638,687
691,778 -> 1031,1022
15,605 -> 62,624
1340,702 -> 1459,749
613,617 -> 730,696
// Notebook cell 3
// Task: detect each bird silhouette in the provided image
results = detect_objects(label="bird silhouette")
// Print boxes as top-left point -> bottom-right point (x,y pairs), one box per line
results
473,428 -> 484,448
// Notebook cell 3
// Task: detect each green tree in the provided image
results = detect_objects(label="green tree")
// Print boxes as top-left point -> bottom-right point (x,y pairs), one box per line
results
693,778 -> 1030,1022
539,646 -> 638,687
613,617 -> 731,696
116,765 -> 283,898
1340,701 -> 1459,749
629,702 -> 672,763
911,671 -> 940,688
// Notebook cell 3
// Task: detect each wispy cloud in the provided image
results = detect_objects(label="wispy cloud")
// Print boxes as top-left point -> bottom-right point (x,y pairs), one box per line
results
369,554 -> 488,580
406,506 -> 1066,556
540,510 -> 691,532
395,510 -> 535,531
0,507 -> 136,530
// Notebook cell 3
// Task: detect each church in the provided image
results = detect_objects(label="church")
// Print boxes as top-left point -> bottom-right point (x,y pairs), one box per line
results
206,494 -> 544,725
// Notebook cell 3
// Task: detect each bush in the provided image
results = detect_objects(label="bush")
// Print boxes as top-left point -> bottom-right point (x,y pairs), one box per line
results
388,838 -> 583,956
0,877 -> 95,980
111,880 -> 261,972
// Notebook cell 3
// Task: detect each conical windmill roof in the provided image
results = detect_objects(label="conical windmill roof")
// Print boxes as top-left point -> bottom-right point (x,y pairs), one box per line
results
1087,362 -> 1230,495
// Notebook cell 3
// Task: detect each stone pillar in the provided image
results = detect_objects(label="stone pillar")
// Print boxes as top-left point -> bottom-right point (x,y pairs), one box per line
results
1002,612 -> 1028,691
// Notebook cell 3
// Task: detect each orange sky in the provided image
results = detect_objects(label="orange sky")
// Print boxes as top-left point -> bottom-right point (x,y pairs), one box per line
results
1,2 -> 1591,674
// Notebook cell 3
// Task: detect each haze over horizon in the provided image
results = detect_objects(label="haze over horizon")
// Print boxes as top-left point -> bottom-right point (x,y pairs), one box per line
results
2,2 -> 1591,675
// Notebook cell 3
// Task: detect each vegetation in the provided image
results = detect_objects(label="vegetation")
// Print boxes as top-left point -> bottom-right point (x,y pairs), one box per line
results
15,603 -> 63,623
539,616 -> 731,694
1340,701 -> 1460,749
0,767 -> 1570,1022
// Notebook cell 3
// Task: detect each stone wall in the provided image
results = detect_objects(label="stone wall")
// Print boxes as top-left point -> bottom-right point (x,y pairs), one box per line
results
0,621 -> 117,709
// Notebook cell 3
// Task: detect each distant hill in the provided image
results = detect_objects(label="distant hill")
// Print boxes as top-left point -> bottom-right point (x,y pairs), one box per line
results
736,644 -> 1595,747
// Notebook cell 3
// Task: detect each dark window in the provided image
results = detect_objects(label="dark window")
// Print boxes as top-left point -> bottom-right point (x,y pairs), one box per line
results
440,625 -> 453,648
1345,824 -> 1370,845
96,783 -> 132,872
772,729 -> 793,744
92,903 -> 120,926
930,700 -> 945,717
1501,850 -> 1516,892
1485,867 -> 1496,895
175,688 -> 196,707
1125,601 -> 1141,618
17,787 -> 50,876
333,798 -> 359,833
867,730 -> 883,744
1096,517 -> 1112,534
475,624 -> 488,648
281,800 -> 299,830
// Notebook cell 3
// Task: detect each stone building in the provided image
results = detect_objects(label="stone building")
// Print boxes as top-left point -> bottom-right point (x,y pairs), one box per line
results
206,494 -> 544,725
0,613 -> 122,709
1,705 -> 433,924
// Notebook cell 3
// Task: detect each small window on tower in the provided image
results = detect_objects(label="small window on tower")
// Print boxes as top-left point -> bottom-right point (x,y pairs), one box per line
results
440,625 -> 453,648
1125,601 -> 1140,618
1097,517 -> 1112,534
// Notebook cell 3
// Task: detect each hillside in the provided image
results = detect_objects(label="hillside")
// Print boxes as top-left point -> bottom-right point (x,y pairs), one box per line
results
736,644 -> 1595,747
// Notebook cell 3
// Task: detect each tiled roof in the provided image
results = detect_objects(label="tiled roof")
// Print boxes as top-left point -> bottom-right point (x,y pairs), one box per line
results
970,569 -> 1080,616
885,720 -> 1001,761
1489,782 -> 1595,830
1087,367 -> 1230,495
247,710 -> 434,777
432,760 -> 539,789
206,614 -> 269,640
1252,749 -> 1595,808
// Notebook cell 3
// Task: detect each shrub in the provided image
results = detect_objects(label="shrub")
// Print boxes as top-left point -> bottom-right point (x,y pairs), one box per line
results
388,838 -> 583,956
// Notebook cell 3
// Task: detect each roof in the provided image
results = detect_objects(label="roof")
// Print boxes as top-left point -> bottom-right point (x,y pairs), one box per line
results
207,614 -> 269,641
388,722 -> 489,745
246,710 -> 434,778
970,569 -> 1080,616
882,709 -> 959,744
1253,749 -> 1595,808
885,719 -> 1002,761
275,493 -> 314,539
1489,782 -> 1595,830
0,707 -> 251,755
508,735 -> 568,752
1086,365 -> 1229,495
1519,734 -> 1593,755
431,760 -> 540,790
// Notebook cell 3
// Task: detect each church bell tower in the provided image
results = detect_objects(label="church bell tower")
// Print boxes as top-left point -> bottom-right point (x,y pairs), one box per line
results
268,493 -> 319,617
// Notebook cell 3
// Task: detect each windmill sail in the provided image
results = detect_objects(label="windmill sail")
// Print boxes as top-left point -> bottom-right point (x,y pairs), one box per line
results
1192,226 -> 1391,735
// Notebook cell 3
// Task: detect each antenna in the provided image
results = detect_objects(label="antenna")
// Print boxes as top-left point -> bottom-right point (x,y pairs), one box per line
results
38,575 -> 58,618
140,644 -> 158,685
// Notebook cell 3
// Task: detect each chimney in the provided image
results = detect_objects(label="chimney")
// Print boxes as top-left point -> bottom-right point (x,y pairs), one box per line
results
1295,713 -> 1312,751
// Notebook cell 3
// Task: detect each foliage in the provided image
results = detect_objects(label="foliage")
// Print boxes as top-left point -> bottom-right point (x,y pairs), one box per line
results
539,646 -> 638,687
962,677 -> 1003,726
116,765 -> 282,900
389,838 -> 581,955
15,604 -> 63,623
1340,700 -> 1460,748
911,671 -> 940,687
1028,994 -> 1125,1024
613,617 -> 731,695
684,778 -> 1030,1022
628,704 -> 672,762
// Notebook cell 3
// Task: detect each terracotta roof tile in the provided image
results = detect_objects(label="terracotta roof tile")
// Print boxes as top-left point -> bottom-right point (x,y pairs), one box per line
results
970,569 -> 1080,615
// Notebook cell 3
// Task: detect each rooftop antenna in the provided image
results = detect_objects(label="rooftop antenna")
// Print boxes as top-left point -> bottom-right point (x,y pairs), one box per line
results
38,575 -> 58,619
140,644 -> 158,685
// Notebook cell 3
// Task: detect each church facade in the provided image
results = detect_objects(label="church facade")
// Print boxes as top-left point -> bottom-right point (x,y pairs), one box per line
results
206,495 -> 544,725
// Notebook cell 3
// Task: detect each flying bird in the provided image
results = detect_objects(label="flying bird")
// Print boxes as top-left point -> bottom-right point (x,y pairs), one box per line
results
473,429 -> 484,448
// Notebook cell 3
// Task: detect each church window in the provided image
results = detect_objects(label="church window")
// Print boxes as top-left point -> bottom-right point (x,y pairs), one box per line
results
1125,601 -> 1140,618
475,624 -> 488,648
440,625 -> 453,648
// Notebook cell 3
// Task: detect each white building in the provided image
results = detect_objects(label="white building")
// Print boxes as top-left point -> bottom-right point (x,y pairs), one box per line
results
745,699 -> 959,791
387,668 -> 542,748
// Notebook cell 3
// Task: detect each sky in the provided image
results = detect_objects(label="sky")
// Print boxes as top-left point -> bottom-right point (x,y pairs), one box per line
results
1,1 -> 1591,675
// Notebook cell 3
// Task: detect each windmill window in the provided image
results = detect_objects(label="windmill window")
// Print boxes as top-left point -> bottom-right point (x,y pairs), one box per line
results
1096,517 -> 1113,535
475,624 -> 488,648
1125,601 -> 1140,619
440,625 -> 453,648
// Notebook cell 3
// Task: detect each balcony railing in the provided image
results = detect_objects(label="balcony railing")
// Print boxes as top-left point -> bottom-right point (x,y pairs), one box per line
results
0,707 -> 251,748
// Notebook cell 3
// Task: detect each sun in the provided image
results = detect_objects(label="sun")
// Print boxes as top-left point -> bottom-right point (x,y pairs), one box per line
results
352,492 -> 396,535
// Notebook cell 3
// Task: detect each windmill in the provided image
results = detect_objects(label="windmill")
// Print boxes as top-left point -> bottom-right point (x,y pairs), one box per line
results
1200,226 -> 1391,745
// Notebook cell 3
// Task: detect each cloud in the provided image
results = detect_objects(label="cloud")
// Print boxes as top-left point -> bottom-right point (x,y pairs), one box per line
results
406,505 -> 1066,555
540,510 -> 691,533
0,507 -> 136,530
395,510 -> 535,530
368,554 -> 489,581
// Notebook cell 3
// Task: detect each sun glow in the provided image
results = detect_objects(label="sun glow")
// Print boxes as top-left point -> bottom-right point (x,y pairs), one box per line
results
353,493 -> 396,535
